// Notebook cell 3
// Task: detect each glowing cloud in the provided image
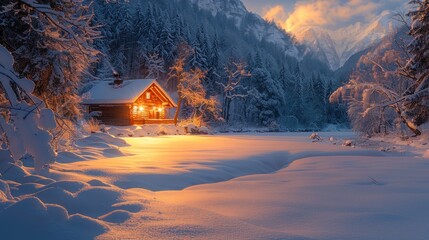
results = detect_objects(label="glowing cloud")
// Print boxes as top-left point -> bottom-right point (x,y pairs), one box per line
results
263,5 -> 289,30
262,0 -> 400,32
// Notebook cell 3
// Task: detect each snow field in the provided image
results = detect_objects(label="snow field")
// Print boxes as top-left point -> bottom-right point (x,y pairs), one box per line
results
1,131 -> 429,239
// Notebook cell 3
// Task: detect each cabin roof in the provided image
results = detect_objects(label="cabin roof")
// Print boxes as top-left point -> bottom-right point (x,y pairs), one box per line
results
82,79 -> 177,107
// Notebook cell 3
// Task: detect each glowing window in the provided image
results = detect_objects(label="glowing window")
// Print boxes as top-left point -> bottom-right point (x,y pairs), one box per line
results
146,92 -> 151,99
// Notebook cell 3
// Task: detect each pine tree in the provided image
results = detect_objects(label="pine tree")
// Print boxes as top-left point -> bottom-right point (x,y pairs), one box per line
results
171,13 -> 186,43
141,5 -> 156,52
157,18 -> 175,65
205,33 -> 221,95
146,52 -> 165,79
248,58 -> 284,127
308,74 -> 327,127
399,0 -> 429,130
291,65 -> 305,123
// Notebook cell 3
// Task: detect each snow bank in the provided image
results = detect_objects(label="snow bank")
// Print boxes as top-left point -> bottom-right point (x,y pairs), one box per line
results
0,197 -> 107,240
0,162 -> 146,239
107,125 -> 186,137
0,180 -> 13,201
56,132 -> 128,163
183,123 -> 210,134
76,132 -> 128,148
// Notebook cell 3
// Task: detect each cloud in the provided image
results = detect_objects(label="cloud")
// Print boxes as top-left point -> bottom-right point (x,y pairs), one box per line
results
264,5 -> 287,23
263,0 -> 404,32
263,5 -> 289,30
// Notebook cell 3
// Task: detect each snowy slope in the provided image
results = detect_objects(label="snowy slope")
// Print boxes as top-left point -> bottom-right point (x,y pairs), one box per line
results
187,0 -> 247,25
293,11 -> 402,70
186,0 -> 301,58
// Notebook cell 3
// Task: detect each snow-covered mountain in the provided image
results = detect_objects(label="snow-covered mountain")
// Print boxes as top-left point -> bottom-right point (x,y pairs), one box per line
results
187,0 -> 247,25
292,11 -> 402,70
186,0 -> 301,58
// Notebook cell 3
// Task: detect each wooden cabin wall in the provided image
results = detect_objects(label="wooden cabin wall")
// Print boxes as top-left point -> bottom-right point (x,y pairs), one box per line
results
133,87 -> 168,120
89,105 -> 131,126
134,88 -> 164,106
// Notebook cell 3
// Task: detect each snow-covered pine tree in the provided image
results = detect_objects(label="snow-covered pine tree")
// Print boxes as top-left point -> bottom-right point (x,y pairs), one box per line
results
288,65 -> 305,123
128,3 -> 145,78
105,0 -> 132,77
247,53 -> 284,127
141,5 -> 156,52
91,0 -> 113,80
146,52 -> 165,79
399,0 -> 429,130
156,17 -> 175,66
205,33 -> 221,96
171,13 -> 186,43
189,26 -> 209,71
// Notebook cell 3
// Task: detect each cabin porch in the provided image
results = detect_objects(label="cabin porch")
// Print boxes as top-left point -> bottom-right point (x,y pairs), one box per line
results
131,119 -> 175,125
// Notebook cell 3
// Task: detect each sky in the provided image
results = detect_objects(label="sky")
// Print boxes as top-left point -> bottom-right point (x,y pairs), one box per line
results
241,0 -> 407,32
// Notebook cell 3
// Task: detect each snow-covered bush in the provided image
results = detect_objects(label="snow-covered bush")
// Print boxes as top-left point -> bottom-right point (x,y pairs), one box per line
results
81,118 -> 103,134
309,133 -> 322,142
342,140 -> 354,147
0,44 -> 56,172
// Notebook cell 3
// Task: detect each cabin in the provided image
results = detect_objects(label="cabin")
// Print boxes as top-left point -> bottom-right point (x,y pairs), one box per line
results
82,78 -> 177,126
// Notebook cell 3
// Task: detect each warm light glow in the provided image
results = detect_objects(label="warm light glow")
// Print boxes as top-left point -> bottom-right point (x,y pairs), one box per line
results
263,1 -> 380,33
139,106 -> 144,111
157,107 -> 163,112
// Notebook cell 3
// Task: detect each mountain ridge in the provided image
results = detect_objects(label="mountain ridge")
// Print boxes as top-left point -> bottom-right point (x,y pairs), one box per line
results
185,0 -> 302,59
291,10 -> 402,70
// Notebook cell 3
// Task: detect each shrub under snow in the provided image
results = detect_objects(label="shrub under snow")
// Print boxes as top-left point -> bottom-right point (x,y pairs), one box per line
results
0,44 -> 56,172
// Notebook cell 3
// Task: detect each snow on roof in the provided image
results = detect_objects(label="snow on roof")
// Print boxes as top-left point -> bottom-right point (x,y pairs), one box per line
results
82,79 -> 176,106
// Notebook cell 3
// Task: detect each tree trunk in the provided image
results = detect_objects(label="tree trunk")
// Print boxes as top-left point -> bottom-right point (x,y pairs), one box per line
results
395,107 -> 421,136
226,99 -> 231,122
174,98 -> 182,126
222,97 -> 228,122
401,116 -> 421,136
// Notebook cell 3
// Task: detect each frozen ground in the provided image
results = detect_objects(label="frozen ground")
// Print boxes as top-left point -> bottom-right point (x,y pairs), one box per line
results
1,131 -> 429,239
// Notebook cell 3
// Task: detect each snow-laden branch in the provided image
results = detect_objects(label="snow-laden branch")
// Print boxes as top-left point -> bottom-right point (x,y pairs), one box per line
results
17,0 -> 100,58
0,44 -> 56,172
